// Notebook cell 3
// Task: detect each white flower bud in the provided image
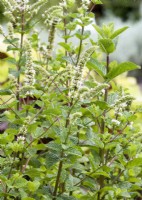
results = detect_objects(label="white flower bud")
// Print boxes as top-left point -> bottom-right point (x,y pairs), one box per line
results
111,119 -> 120,126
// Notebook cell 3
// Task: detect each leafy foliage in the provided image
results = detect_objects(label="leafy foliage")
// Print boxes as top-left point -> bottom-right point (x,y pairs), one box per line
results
0,0 -> 142,200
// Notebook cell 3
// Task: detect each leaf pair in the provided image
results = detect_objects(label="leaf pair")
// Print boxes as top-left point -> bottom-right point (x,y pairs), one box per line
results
87,58 -> 140,81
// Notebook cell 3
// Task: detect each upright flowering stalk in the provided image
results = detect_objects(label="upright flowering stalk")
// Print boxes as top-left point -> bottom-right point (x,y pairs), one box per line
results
23,42 -> 35,95
70,46 -> 96,100
7,22 -> 14,39
47,20 -> 57,61
42,6 -> 63,65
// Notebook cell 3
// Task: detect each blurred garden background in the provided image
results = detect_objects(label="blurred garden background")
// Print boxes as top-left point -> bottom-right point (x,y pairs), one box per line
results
0,0 -> 142,102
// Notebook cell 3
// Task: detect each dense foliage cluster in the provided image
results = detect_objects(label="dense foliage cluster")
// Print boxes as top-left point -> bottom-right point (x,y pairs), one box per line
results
0,0 -> 142,200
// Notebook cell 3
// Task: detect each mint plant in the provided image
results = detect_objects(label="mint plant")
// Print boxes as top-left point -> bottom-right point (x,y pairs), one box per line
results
0,0 -> 142,200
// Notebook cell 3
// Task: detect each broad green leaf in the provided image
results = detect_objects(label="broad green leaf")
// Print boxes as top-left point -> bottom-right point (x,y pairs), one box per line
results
25,169 -> 42,179
106,62 -> 140,81
0,157 -> 5,165
4,38 -> 19,44
0,192 -> 16,198
110,26 -> 128,39
87,58 -> 106,77
9,68 -> 19,77
7,45 -> 19,51
62,56 -> 73,64
65,174 -> 77,192
127,158 -> 142,168
77,195 -> 93,200
92,0 -> 103,4
4,57 -> 17,65
75,30 -> 90,40
92,171 -> 110,178
58,42 -> 72,52
22,198 -> 35,200
102,23 -> 114,38
46,151 -> 60,168
93,25 -> 104,38
120,190 -> 131,198
47,141 -> 62,152
84,138 -> 104,149
0,89 -> 12,95
83,177 -> 97,189
95,100 -> 109,110
105,142 -> 120,150
43,108 -> 61,116
100,186 -> 115,192
57,195 -> 76,200
66,146 -> 82,157
13,177 -> 28,188
27,181 -> 40,192
99,38 -> 116,54
32,127 -> 44,138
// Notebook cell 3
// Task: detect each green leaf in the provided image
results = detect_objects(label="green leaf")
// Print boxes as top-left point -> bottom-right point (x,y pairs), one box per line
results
99,38 -> 116,54
25,169 -> 42,179
9,68 -> 19,77
4,57 -> 17,65
43,107 -> 61,116
100,186 -> 115,192
32,127 -> 44,138
127,158 -> 142,168
106,62 -> 140,81
27,181 -> 40,192
93,25 -> 104,38
7,45 -> 19,51
58,42 -> 72,52
47,141 -> 62,152
95,100 -> 109,110
120,190 -> 131,198
46,151 -> 60,168
66,146 -> 82,157
75,30 -> 90,40
65,174 -> 75,191
92,171 -> 110,178
92,0 -> 103,4
110,26 -> 128,39
87,58 -> 106,77
4,38 -> 19,44
13,177 -> 28,188
62,56 -> 73,64
83,177 -> 97,189
22,198 -> 35,200
0,89 -> 12,95
57,195 -> 76,200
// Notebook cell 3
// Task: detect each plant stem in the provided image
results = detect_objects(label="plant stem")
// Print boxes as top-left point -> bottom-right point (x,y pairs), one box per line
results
76,26 -> 84,66
52,151 -> 64,200
52,117 -> 70,199
3,153 -> 16,200
16,2 -> 25,111
98,54 -> 110,200
52,99 -> 78,199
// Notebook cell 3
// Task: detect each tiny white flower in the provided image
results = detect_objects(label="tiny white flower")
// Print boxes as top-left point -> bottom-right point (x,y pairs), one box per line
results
17,136 -> 25,142
89,122 -> 95,126
121,103 -> 127,108
117,112 -> 123,117
129,122 -> 133,129
111,119 -> 120,126
59,1 -> 67,8
101,89 -> 105,94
